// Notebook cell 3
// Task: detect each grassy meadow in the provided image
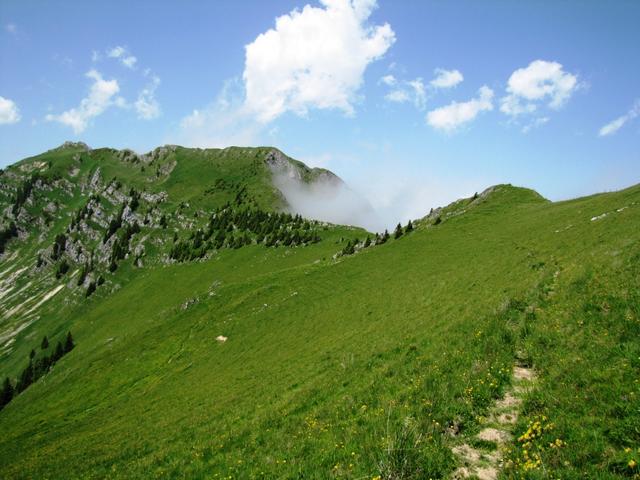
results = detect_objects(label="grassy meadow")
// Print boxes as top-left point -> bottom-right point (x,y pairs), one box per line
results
0,147 -> 638,479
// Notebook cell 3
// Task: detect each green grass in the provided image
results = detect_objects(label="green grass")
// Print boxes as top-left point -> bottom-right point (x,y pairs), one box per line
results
0,146 -> 639,479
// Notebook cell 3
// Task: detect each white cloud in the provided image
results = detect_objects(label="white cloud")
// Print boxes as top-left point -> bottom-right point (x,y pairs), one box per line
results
107,46 -> 137,69
122,56 -> 137,69
384,78 -> 426,109
380,74 -> 396,86
500,60 -> 578,116
134,76 -> 161,120
430,68 -> 463,89
407,78 -> 426,109
243,0 -> 395,123
385,89 -> 410,103
107,46 -> 125,58
0,96 -> 21,124
5,24 -> 17,35
521,116 -> 549,134
45,70 -> 120,133
91,50 -> 100,62
426,85 -> 494,132
598,100 -> 640,137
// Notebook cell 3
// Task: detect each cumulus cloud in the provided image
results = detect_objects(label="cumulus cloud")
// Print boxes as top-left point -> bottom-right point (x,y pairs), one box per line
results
598,100 -> 640,137
407,78 -> 426,109
380,74 -> 396,86
383,68 -> 462,111
134,75 -> 161,120
243,0 -> 395,122
385,89 -> 410,103
0,96 -> 21,124
426,85 -> 494,132
430,68 -> 463,89
45,70 -> 120,133
500,60 -> 578,116
384,78 -> 426,109
107,46 -> 137,69
176,0 -> 395,147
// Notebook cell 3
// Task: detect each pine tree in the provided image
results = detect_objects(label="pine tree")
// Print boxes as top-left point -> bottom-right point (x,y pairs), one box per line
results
86,281 -> 97,297
29,349 -> 36,359
363,236 -> 371,248
53,342 -> 64,362
64,332 -> 75,353
394,223 -> 403,239
405,220 -> 413,232
16,360 -> 34,393
342,240 -> 355,255
0,377 -> 14,410
41,336 -> 49,349
77,263 -> 89,286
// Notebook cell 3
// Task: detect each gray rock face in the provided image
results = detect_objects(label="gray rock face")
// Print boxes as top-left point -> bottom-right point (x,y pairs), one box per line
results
265,149 -> 342,186
97,235 -> 117,266
89,168 -> 102,191
104,184 -> 128,205
140,191 -> 168,204
65,238 -> 87,264
265,149 -> 298,178
116,149 -> 140,164
121,204 -> 141,226
60,141 -> 91,151
140,145 -> 177,164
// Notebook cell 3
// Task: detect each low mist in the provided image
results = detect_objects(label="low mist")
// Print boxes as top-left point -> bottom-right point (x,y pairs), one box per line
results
273,166 -> 490,233
273,173 -> 388,233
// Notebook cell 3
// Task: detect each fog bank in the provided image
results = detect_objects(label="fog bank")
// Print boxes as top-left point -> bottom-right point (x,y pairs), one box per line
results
273,173 -> 387,233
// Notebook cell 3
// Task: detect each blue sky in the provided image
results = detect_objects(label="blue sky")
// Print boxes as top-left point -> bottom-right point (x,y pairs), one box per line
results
1,0 -> 639,224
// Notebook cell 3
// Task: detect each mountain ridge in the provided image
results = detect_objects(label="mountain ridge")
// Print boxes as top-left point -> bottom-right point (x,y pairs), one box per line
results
0,143 -> 639,478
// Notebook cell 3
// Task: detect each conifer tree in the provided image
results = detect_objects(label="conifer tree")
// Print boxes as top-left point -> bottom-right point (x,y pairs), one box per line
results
41,336 -> 49,349
77,263 -> 89,286
0,377 -> 14,410
363,236 -> 371,248
342,240 -> 355,255
86,281 -> 97,297
53,341 -> 64,362
405,220 -> 413,232
64,332 -> 75,353
16,359 -> 34,393
394,223 -> 403,239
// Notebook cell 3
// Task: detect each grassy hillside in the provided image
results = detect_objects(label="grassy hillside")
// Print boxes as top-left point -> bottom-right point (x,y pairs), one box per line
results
0,145 -> 638,479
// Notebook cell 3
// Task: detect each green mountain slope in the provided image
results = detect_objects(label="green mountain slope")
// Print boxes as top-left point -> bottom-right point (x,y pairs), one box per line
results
0,146 -> 638,479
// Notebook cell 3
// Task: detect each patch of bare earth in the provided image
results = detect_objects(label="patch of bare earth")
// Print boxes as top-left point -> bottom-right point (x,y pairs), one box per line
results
450,363 -> 537,480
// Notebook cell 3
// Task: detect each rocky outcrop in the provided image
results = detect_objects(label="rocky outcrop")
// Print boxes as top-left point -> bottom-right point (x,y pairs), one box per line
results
265,149 -> 342,185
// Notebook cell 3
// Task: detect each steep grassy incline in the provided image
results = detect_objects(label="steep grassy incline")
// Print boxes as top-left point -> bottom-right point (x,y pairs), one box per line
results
0,170 -> 638,479
0,144 -> 362,377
